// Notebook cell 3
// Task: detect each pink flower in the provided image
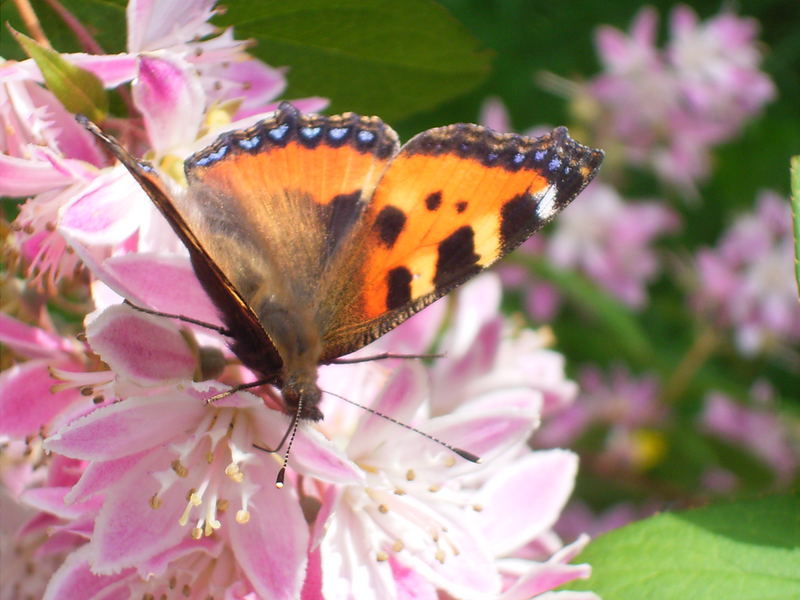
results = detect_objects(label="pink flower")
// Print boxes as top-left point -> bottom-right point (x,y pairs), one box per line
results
694,190 -> 800,355
668,6 -> 775,119
2,253 -> 595,598
3,0 -> 326,294
700,385 -> 798,486
536,364 -> 667,473
307,275 -> 585,599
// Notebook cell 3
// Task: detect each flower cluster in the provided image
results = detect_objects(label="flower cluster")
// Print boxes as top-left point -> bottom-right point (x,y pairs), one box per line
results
693,190 -> 800,355
536,365 -> 667,473
700,384 -> 799,489
3,0 -> 326,294
585,4 -> 775,193
480,1 -> 792,556
1,1 -> 598,598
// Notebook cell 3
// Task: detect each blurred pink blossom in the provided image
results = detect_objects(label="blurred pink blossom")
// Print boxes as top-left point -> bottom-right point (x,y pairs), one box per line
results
694,190 -> 800,355
555,500 -> 659,542
700,385 -> 798,486
547,182 -> 679,308
536,364 -> 667,473
587,5 -> 774,193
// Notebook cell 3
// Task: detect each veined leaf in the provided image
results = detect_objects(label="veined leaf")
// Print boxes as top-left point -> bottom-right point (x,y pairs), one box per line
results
565,493 -> 800,600
213,0 -> 491,120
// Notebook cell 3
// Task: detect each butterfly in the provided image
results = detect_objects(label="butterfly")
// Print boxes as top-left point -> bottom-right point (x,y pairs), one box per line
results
80,102 -> 602,430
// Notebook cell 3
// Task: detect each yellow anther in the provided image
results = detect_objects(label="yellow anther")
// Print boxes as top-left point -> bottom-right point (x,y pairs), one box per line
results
236,509 -> 250,524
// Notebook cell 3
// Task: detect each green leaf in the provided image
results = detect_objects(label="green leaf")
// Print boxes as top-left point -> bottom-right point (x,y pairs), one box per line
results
10,27 -> 108,121
213,0 -> 491,121
515,254 -> 654,363
566,493 -> 800,600
791,155 -> 800,300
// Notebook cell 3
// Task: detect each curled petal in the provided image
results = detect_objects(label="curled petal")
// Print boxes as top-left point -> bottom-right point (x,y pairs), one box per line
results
132,54 -> 206,154
85,305 -> 196,385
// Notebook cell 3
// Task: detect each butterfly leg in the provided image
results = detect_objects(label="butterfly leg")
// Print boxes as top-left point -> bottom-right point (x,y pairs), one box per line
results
329,351 -> 444,365
204,378 -> 279,404
123,299 -> 231,336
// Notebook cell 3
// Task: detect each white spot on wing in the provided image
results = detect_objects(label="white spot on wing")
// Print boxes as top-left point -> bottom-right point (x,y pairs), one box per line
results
535,185 -> 559,220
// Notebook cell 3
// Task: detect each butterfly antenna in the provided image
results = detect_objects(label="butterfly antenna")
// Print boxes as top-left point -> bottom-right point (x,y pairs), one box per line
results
321,389 -> 481,464
275,399 -> 303,489
251,409 -> 301,488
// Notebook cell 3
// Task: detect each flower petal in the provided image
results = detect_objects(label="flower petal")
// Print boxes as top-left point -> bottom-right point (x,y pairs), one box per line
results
476,450 -> 578,556
228,462 -> 309,600
43,545 -> 131,600
0,314 -> 73,358
348,366 -> 428,459
0,359 -> 82,437
96,253 -> 222,327
85,304 -> 196,385
132,54 -> 205,154
45,392 -> 202,461
89,447 -> 190,573
65,452 -> 150,504
59,166 -> 149,246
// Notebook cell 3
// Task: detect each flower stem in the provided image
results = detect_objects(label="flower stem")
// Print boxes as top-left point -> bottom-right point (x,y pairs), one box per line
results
660,327 -> 718,405
42,0 -> 105,54
12,0 -> 50,47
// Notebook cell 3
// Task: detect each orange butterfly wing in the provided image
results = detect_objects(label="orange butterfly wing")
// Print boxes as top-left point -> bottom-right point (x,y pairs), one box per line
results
176,105 -> 400,375
320,124 -> 603,358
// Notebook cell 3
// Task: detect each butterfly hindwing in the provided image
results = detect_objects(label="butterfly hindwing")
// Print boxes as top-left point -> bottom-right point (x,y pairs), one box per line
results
319,124 -> 604,359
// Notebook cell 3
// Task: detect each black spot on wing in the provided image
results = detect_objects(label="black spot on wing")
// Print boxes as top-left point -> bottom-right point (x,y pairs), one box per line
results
425,191 -> 442,211
500,193 -> 540,254
455,201 -> 468,213
324,190 -> 363,260
374,205 -> 406,247
386,266 -> 412,310
433,226 -> 481,288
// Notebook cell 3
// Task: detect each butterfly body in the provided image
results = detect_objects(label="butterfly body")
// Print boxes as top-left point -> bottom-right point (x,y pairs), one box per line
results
81,103 -> 603,423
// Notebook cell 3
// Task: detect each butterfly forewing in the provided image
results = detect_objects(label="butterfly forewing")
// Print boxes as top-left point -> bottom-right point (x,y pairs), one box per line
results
319,124 -> 604,359
181,104 -> 400,372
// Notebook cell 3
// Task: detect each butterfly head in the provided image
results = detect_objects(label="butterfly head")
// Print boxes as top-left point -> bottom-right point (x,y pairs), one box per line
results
281,374 -> 324,422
